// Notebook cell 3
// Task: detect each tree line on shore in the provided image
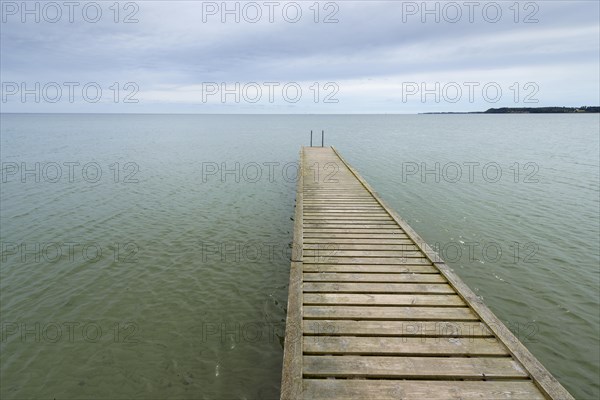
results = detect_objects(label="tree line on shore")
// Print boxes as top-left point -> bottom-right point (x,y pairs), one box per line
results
484,106 -> 599,113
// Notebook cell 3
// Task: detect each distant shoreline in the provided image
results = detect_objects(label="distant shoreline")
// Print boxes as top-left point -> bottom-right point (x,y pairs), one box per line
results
1,107 -> 599,115
422,106 -> 600,114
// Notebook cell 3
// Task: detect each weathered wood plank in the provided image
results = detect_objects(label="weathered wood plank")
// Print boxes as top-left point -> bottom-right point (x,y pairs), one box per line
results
304,221 -> 398,226
303,186 -> 367,189
303,229 -> 403,234
304,202 -> 379,204
302,380 -> 545,400
280,149 -> 303,400
304,336 -> 507,356
303,272 -> 444,282
303,282 -> 455,293
303,233 -> 409,239
304,217 -> 392,221
303,211 -> 390,215
302,258 -> 432,265
303,305 -> 476,320
303,199 -> 376,202
303,250 -> 425,258
303,293 -> 465,306
303,264 -> 437,273
303,193 -> 372,196
303,198 -> 375,201
303,320 -> 492,336
303,192 -> 371,196
303,186 -> 365,188
303,356 -> 527,378
303,195 -> 374,199
304,243 -> 419,250
303,207 -> 385,211
304,219 -> 397,222
303,238 -> 414,244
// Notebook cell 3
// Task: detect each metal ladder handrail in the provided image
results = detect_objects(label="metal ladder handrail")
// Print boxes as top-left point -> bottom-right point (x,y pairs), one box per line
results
309,130 -> 325,147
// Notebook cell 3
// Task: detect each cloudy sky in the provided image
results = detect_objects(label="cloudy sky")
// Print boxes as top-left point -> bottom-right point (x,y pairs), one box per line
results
1,0 -> 599,113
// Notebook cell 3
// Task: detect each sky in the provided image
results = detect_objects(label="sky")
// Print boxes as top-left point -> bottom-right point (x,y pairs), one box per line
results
1,0 -> 599,113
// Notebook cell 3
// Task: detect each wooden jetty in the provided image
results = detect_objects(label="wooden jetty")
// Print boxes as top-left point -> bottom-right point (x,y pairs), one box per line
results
281,146 -> 573,400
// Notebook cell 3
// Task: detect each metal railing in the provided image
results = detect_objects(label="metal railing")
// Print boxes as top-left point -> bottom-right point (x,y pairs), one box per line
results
309,130 -> 325,147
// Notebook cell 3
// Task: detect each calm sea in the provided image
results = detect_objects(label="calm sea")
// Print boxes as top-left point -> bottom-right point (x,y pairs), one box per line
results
1,114 -> 599,399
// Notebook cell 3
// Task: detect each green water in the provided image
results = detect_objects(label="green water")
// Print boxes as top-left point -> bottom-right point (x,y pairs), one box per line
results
1,114 -> 599,399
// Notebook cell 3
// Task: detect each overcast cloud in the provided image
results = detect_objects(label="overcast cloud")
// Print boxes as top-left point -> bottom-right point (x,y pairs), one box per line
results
1,0 -> 599,113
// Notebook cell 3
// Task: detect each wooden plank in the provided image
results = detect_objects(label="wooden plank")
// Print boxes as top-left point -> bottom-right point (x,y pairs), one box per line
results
304,199 -> 378,202
303,207 -> 385,210
304,222 -> 396,226
302,258 -> 430,265
303,293 -> 466,306
303,203 -> 383,207
303,224 -> 397,228
303,201 -> 380,205
303,272 -> 444,283
304,221 -> 397,226
303,238 -> 414,244
303,233 -> 409,239
303,320 -> 492,337
303,210 -> 386,214
305,186 -> 359,189
304,336 -> 507,356
303,250 -> 425,258
303,186 -> 365,188
303,264 -> 437,273
303,195 -> 374,201
303,356 -> 527,378
304,244 -> 420,250
303,197 -> 375,200
305,189 -> 366,191
304,204 -> 382,207
303,195 -> 377,197
302,258 -> 431,265
303,198 -> 378,201
303,380 -> 545,400
280,149 -> 303,400
304,191 -> 368,193
304,209 -> 389,212
304,208 -> 391,214
303,187 -> 367,189
303,209 -> 384,212
304,211 -> 386,215
303,204 -> 382,207
304,208 -> 384,211
303,305 -> 476,320
303,195 -> 373,198
303,186 -> 367,189
304,183 -> 363,185
303,282 -> 455,293
303,214 -> 392,219
304,225 -> 399,230
303,202 -> 380,205
303,192 -> 370,195
303,252 -> 428,260
304,216 -> 392,220
303,229 -> 402,234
